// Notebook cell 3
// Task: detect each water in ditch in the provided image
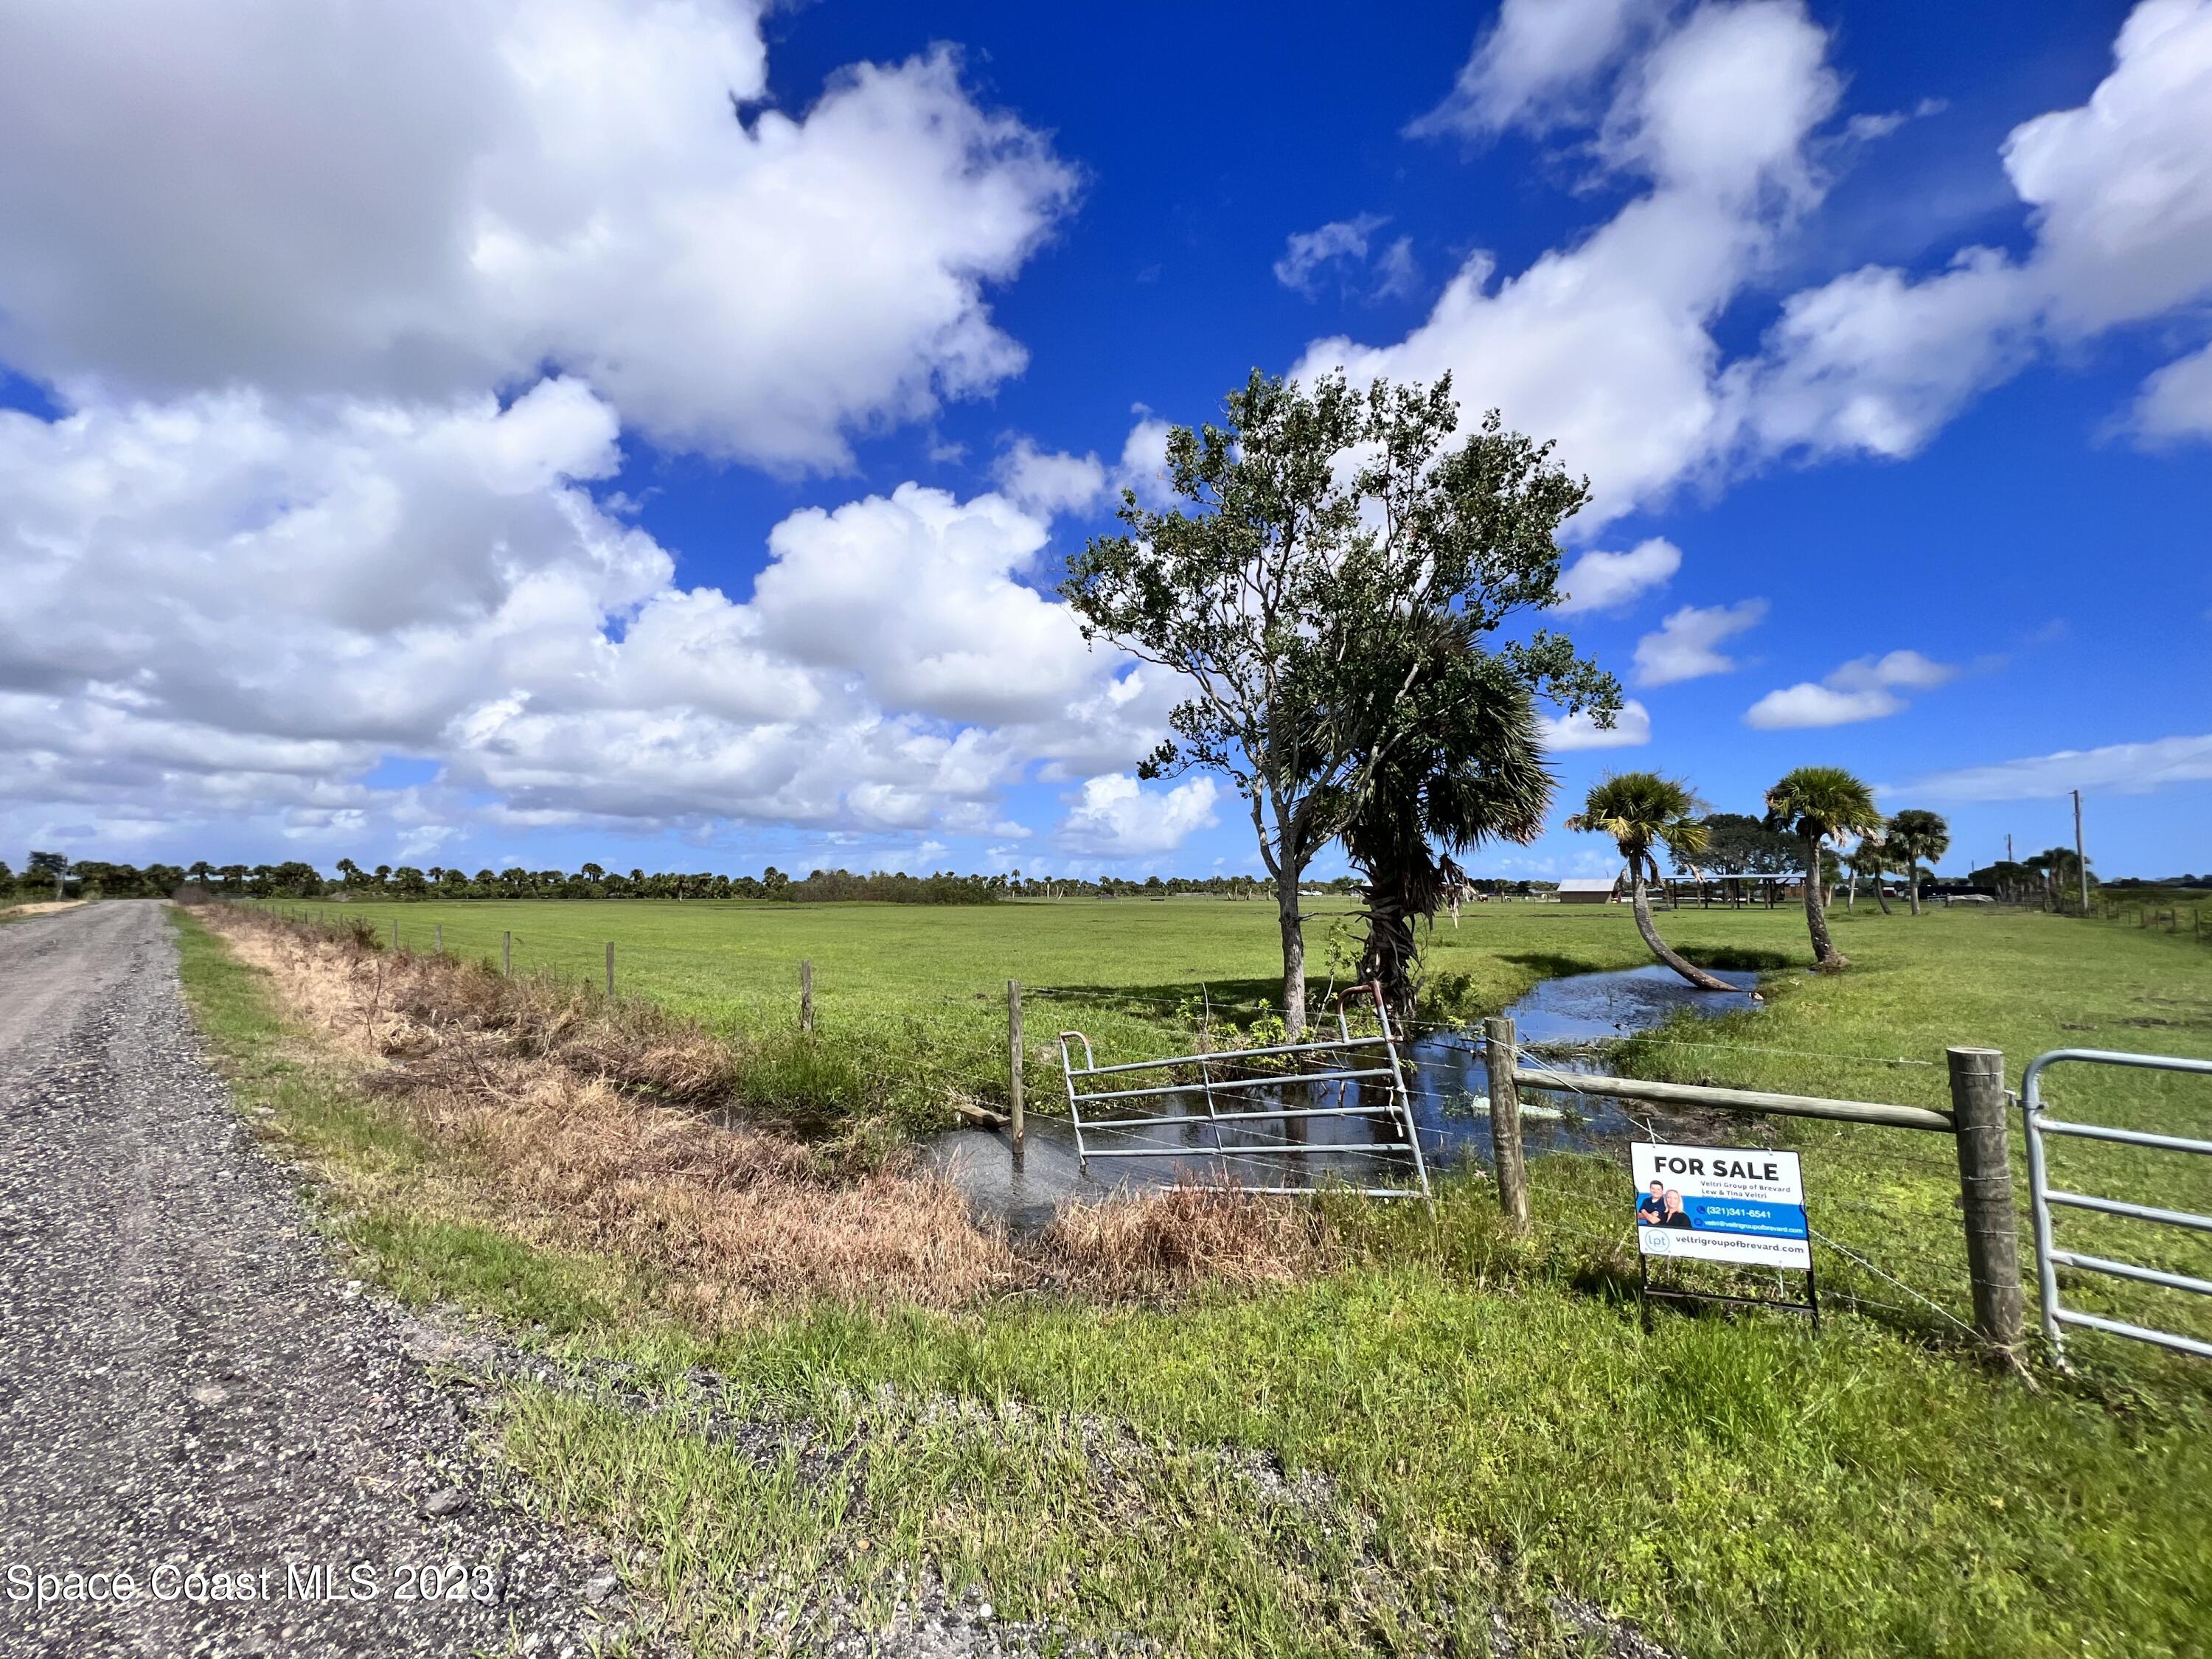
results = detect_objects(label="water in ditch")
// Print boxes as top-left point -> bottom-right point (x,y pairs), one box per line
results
925,963 -> 1763,1229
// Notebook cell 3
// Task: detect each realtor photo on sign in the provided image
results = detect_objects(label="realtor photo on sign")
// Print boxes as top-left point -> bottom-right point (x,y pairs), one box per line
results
1632,1144 -> 1812,1271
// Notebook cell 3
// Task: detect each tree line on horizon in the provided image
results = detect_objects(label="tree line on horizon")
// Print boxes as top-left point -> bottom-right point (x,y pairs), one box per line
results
3,854 -> 1587,905
8,810 -> 1932,909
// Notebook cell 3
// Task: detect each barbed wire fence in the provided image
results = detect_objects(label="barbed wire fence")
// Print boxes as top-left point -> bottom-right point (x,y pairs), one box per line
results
1489,1046 -> 1991,1340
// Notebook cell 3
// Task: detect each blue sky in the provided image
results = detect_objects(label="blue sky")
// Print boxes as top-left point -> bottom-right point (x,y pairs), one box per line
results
1,0 -> 2207,882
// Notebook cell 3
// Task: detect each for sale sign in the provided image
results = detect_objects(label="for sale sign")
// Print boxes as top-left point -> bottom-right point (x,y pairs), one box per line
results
1632,1144 -> 1810,1270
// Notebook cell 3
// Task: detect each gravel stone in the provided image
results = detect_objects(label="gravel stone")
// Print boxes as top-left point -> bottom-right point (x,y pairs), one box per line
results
0,902 -> 672,1657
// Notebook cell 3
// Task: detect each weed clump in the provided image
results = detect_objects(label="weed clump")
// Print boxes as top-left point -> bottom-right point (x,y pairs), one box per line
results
1039,1184 -> 1338,1298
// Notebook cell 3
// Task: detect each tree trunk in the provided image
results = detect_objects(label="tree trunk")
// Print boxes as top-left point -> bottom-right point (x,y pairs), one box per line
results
1873,867 -> 1891,915
1846,866 -> 1857,911
1277,876 -> 1308,1040
1356,871 -> 1419,1029
1630,860 -> 1734,992
1803,838 -> 1848,970
1906,856 -> 1923,917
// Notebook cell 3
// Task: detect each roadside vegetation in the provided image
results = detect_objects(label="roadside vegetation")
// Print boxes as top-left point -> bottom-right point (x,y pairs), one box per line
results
175,899 -> 2212,1657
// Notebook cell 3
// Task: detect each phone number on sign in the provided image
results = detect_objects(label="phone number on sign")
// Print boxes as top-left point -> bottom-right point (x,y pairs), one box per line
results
6,1560 -> 501,1607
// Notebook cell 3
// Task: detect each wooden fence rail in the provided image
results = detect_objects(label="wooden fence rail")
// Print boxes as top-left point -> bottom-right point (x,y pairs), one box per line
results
1489,1019 -> 2026,1360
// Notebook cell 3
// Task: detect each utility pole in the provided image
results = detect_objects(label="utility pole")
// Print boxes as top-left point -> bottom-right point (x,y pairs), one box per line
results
2073,789 -> 2090,914
2006,832 -> 2014,864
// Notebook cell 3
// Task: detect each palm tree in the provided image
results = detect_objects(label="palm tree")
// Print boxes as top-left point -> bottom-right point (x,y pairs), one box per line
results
1885,808 -> 1950,917
1340,638 -> 1553,1022
2024,846 -> 2090,911
1846,835 -> 1891,914
1764,766 -> 1882,970
1565,773 -> 1736,992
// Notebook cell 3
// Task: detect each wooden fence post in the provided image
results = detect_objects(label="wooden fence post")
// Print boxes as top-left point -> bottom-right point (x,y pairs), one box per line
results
503,931 -> 512,976
800,959 -> 814,1033
435,922 -> 442,954
1947,1046 -> 2025,1360
606,941 -> 616,998
1484,1016 -> 1528,1233
1008,978 -> 1025,1150
392,919 -> 399,952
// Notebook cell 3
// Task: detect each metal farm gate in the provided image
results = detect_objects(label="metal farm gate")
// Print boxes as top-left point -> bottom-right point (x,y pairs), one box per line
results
1056,984 -> 1433,1200
2020,1047 -> 2212,1363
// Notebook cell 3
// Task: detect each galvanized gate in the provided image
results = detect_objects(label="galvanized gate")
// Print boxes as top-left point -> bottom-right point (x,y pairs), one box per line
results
1056,984 -> 1432,1200
2020,1047 -> 2212,1363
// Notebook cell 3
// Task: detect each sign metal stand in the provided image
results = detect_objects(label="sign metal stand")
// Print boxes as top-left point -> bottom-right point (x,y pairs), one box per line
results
1639,1252 -> 1820,1331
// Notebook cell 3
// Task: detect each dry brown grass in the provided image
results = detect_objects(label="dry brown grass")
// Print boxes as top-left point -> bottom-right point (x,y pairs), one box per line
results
206,908 -> 1337,1314
1038,1184 -> 1338,1298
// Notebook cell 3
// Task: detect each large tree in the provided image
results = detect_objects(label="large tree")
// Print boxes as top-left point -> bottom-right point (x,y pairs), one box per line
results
1690,812 -> 1801,874
1566,773 -> 1736,992
1062,369 -> 1614,1037
1885,808 -> 1950,917
1764,767 -> 1883,970
26,850 -> 68,900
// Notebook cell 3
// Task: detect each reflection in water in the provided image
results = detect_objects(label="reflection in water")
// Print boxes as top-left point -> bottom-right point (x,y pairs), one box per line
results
928,964 -> 1761,1229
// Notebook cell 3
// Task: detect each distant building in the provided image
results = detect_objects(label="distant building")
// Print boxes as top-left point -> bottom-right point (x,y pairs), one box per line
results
1556,876 -> 1622,905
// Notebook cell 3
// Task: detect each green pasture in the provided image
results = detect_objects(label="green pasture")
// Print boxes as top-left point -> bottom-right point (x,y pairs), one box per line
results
240,895 -> 2212,1346
181,898 -> 2212,1658
243,891 -> 1927,1101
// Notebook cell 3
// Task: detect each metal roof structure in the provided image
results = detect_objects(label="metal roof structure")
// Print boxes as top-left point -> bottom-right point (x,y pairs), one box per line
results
1555,877 -> 1621,894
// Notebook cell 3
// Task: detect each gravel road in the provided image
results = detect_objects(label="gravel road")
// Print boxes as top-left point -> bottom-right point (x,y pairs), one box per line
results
0,902 -> 653,1658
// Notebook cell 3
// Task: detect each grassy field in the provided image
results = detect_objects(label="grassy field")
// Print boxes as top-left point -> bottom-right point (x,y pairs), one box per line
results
239,893 -> 1954,1110
192,898 -> 2212,1656
233,891 -> 2212,1351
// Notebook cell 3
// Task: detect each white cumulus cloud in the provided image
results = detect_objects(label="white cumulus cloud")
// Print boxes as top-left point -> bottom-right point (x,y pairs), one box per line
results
992,439 -> 1108,518
1273,214 -> 1416,299
1274,214 -> 1391,293
1555,538 -> 1682,613
1733,0 -> 2212,462
0,0 -> 1077,470
0,381 -> 1173,852
2134,341 -> 2212,442
1539,698 -> 1652,751
1307,1 -> 1843,531
1410,0 -> 1662,138
1744,649 -> 1955,728
1632,600 -> 1767,686
1375,1 -> 2212,522
1056,773 -> 1220,858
